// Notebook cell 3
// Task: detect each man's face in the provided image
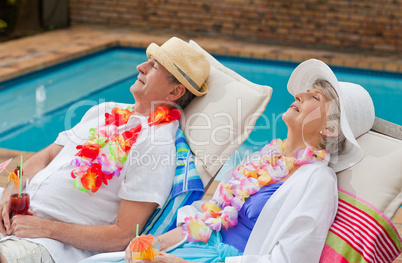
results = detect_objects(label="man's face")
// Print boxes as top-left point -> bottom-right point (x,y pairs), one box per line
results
130,56 -> 176,111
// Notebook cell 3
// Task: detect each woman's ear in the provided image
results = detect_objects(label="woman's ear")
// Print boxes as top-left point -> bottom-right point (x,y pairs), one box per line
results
322,125 -> 338,137
166,84 -> 186,102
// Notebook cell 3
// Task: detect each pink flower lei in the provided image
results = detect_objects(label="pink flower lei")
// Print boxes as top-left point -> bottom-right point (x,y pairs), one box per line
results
182,139 -> 329,242
70,106 -> 181,193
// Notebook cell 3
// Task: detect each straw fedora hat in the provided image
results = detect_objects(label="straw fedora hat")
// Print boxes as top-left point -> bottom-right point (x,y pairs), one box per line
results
287,59 -> 375,172
146,37 -> 210,96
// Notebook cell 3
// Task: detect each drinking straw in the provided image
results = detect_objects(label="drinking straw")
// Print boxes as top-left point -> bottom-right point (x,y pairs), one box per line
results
136,224 -> 139,237
19,155 -> 23,198
17,170 -> 21,198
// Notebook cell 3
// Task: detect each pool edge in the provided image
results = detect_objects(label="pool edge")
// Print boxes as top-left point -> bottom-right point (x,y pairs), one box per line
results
0,25 -> 401,83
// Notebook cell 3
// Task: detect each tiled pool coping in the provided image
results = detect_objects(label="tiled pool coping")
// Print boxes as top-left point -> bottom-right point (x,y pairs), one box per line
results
0,25 -> 401,83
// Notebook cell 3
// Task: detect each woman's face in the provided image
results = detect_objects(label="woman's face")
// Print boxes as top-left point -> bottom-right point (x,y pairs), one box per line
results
283,88 -> 332,137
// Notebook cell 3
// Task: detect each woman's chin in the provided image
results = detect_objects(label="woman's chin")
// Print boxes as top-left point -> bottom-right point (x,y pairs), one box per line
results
282,110 -> 292,123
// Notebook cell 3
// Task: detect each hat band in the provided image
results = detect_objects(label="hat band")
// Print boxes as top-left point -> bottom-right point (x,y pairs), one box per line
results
173,63 -> 201,91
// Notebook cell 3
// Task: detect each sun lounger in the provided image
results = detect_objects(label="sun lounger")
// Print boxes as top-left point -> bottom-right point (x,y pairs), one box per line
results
183,40 -> 272,189
320,120 -> 402,262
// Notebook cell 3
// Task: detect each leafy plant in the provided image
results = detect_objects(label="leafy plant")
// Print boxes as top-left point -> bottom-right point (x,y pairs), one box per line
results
0,0 -> 16,29
0,20 -> 7,29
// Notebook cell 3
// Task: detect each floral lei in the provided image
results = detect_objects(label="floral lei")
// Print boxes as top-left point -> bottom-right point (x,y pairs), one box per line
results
182,139 -> 328,242
70,106 -> 181,193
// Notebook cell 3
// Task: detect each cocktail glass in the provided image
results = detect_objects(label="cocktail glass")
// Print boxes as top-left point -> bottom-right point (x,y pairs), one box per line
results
9,176 -> 30,215
131,237 -> 160,261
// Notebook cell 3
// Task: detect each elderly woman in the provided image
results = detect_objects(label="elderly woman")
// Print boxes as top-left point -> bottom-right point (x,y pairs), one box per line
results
123,59 -> 375,263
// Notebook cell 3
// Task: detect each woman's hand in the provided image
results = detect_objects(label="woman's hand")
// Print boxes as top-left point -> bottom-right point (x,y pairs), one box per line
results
124,240 -> 188,263
124,242 -> 132,262
130,252 -> 188,263
124,227 -> 188,263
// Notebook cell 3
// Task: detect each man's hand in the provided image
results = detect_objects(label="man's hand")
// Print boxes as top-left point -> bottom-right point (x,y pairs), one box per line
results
0,143 -> 63,237
10,214 -> 51,239
0,198 -> 11,236
0,200 -> 34,237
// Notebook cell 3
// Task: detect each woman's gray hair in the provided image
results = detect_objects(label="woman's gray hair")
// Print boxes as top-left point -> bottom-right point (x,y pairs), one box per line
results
313,79 -> 346,154
167,72 -> 195,110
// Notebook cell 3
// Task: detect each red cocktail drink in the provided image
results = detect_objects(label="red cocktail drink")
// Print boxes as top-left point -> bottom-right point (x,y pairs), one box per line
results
9,175 -> 30,215
10,193 -> 30,215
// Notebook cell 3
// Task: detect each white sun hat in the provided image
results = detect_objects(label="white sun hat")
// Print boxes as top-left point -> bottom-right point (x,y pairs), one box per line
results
287,59 -> 375,172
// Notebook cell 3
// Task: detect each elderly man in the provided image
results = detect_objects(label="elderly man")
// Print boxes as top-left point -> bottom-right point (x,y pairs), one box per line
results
0,37 -> 210,263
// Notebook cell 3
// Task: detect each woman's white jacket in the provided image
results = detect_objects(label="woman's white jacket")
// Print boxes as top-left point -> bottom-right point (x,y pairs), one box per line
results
226,160 -> 338,263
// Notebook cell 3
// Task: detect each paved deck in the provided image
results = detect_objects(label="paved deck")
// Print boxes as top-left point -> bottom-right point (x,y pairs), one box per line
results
0,25 -> 401,261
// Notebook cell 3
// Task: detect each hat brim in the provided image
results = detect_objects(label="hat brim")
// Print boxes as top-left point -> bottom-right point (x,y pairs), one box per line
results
287,59 -> 363,172
146,43 -> 208,97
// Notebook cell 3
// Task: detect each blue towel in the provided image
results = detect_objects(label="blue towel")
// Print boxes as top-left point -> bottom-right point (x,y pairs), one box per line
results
170,231 -> 241,262
141,128 -> 205,236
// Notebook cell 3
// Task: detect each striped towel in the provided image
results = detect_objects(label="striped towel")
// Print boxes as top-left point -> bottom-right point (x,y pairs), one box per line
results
141,128 -> 205,236
320,189 -> 402,263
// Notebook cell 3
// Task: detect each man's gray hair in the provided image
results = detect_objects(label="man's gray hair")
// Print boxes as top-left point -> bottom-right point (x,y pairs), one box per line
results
167,72 -> 195,110
313,79 -> 346,154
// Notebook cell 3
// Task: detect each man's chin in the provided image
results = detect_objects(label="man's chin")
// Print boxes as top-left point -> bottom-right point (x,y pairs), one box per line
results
130,85 -> 139,97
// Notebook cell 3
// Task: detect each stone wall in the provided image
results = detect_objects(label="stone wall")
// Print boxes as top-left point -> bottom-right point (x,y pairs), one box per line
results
69,0 -> 402,55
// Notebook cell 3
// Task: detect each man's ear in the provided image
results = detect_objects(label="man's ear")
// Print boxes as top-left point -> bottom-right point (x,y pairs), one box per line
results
166,84 -> 186,102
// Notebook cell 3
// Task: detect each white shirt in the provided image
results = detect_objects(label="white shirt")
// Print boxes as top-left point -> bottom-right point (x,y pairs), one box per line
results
14,102 -> 178,262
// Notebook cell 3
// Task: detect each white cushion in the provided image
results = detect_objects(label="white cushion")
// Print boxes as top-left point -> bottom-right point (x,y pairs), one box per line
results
337,131 -> 402,219
182,40 -> 272,187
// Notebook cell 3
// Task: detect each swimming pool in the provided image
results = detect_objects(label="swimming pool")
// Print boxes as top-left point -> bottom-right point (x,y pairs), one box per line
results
0,47 -> 401,175
0,48 -> 145,151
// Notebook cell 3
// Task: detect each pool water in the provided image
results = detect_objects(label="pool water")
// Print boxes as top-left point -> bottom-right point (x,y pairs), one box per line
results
0,47 -> 401,178
0,48 -> 144,151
